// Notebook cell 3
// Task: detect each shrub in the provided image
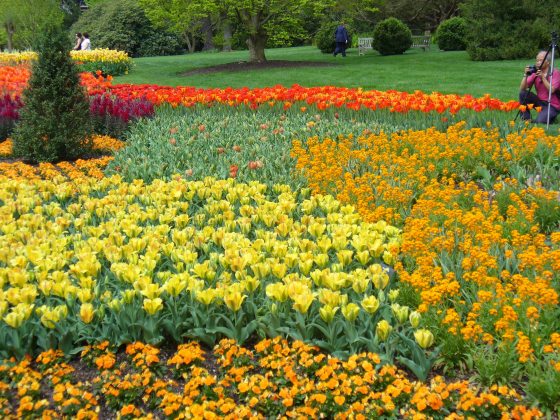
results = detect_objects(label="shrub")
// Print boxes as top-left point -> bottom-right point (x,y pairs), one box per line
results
436,17 -> 467,51
71,0 -> 172,58
315,22 -> 338,54
136,32 -> 184,57
372,18 -> 412,55
461,0 -> 557,60
90,93 -> 155,139
12,25 -> 93,163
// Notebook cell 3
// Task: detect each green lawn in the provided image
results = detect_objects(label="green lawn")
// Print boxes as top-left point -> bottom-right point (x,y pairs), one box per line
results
112,45 -> 530,101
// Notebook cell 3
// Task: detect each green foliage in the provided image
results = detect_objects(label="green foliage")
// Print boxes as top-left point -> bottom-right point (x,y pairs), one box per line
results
435,17 -> 467,51
526,359 -> 560,413
461,0 -> 560,61
71,0 -> 180,57
0,0 -> 65,50
315,22 -> 337,54
12,25 -> 93,163
136,31 -> 184,57
471,344 -> 523,387
372,18 -> 412,55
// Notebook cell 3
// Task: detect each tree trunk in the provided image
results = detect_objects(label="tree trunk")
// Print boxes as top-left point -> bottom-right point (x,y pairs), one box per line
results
5,21 -> 15,52
201,16 -> 214,51
221,13 -> 232,52
184,32 -> 195,54
246,32 -> 267,63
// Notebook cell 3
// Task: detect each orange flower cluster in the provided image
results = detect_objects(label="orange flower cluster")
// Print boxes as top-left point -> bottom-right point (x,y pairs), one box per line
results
0,65 -> 111,97
108,84 -> 519,114
0,65 -> 519,113
0,156 -> 113,180
292,122 -> 560,363
0,338 -> 542,419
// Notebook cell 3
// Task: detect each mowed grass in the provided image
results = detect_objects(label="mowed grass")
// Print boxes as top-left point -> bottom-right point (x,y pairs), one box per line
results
113,45 -> 530,101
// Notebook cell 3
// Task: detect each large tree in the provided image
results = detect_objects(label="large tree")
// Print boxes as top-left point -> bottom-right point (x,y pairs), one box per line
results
139,0 -> 218,53
0,0 -> 65,51
218,0 -> 327,62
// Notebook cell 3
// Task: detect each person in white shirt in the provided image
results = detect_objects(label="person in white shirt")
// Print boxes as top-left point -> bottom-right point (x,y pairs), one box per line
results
81,33 -> 91,50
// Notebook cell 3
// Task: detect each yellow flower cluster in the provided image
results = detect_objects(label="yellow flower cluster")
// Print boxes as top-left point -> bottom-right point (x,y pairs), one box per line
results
0,49 -> 131,68
0,175 -> 400,330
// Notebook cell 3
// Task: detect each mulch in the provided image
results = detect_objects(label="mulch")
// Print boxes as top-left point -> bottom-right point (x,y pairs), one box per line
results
181,60 -> 335,76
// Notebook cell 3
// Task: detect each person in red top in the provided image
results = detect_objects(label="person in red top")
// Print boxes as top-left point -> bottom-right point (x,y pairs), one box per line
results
519,50 -> 560,124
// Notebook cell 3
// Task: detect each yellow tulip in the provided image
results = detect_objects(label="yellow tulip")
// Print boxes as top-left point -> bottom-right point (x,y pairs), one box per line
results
391,303 -> 409,324
292,292 -> 314,314
361,295 -> 380,314
341,303 -> 360,322
143,298 -> 163,315
414,329 -> 435,349
224,290 -> 246,312
80,303 -> 95,324
409,311 -> 421,328
388,289 -> 400,303
336,250 -> 353,267
319,305 -> 338,323
195,289 -> 218,306
376,320 -> 392,341
265,283 -> 289,302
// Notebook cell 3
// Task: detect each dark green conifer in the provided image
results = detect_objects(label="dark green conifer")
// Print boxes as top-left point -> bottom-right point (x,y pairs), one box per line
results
13,25 -> 93,163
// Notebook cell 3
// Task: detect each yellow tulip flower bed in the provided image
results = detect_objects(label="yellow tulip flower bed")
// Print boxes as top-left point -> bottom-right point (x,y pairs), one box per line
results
0,338 -> 542,419
0,49 -> 133,76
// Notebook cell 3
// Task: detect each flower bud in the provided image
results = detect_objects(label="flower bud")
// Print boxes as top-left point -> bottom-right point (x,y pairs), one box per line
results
414,329 -> 435,349
409,311 -> 421,328
388,289 -> 399,303
376,320 -> 393,342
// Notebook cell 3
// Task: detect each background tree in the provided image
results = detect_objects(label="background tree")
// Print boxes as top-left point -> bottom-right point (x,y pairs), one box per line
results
0,0 -> 65,51
378,0 -> 462,32
461,0 -> 560,60
12,25 -> 93,163
138,0 -> 218,53
216,0 -> 327,62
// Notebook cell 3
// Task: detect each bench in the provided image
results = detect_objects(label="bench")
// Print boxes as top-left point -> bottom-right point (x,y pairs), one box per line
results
411,32 -> 431,51
358,37 -> 374,55
358,32 -> 431,55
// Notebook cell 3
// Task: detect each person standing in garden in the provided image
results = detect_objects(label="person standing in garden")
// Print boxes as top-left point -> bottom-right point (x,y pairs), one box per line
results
81,33 -> 91,50
73,33 -> 83,51
333,22 -> 349,57
519,50 -> 560,124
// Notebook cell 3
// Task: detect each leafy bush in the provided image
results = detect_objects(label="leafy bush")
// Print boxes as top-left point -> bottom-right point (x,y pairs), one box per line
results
71,0 -> 175,58
372,18 -> 412,55
436,17 -> 467,51
136,31 -> 184,57
315,22 -> 338,54
90,93 -> 155,139
461,0 -> 557,60
12,25 -> 93,163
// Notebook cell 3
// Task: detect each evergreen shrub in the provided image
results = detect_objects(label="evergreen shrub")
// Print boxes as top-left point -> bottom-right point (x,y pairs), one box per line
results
372,18 -> 412,55
315,22 -> 338,54
436,17 -> 468,51
12,26 -> 93,163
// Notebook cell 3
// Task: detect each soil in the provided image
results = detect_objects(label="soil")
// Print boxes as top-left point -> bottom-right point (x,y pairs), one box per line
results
181,60 -> 335,76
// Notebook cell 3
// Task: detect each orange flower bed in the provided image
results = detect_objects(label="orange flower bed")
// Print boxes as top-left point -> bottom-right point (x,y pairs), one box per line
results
0,338 -> 542,419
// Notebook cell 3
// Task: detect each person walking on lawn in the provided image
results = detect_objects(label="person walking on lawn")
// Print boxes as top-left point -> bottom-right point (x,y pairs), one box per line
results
333,22 -> 349,57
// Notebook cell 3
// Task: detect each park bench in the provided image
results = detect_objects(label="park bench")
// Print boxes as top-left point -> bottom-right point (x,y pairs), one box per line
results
358,37 -> 374,56
358,31 -> 431,55
411,31 -> 431,51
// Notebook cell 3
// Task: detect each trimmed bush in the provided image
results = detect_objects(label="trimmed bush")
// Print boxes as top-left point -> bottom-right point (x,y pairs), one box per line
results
12,26 -> 93,163
436,17 -> 467,51
315,22 -> 338,54
372,18 -> 412,55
